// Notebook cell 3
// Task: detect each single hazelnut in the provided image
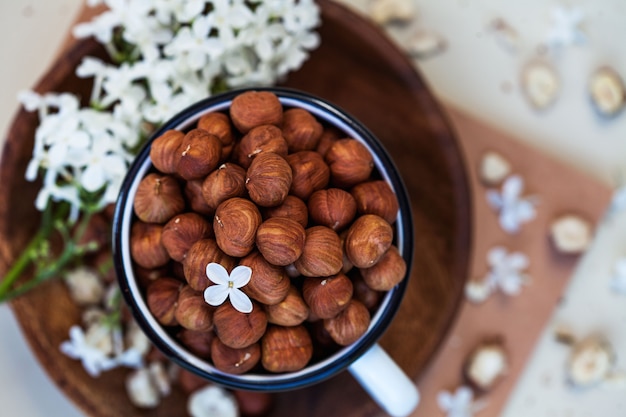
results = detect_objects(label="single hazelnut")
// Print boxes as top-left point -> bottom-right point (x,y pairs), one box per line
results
463,338 -> 509,392
232,391 -> 274,417
308,188 -> 357,231
130,222 -> 170,269
339,229 -> 354,274
281,108 -> 323,152
214,198 -> 262,257
176,129 -> 222,180
345,214 -> 393,268
213,302 -> 268,349
184,179 -> 213,216
315,127 -> 341,157
230,91 -> 283,134
175,285 -> 215,332
150,130 -> 184,174
266,285 -> 309,326
235,124 -> 288,169
183,238 -> 236,291
133,173 -> 185,224
549,214 -> 592,254
261,325 -> 313,373
211,337 -> 261,374
567,335 -> 615,388
146,277 -> 183,326
286,151 -> 330,200
521,60 -> 560,110
197,112 -> 234,147
256,217 -> 305,266
360,245 -> 407,291
162,213 -> 213,262
479,151 -> 511,186
295,226 -> 343,277
352,274 -> 382,311
245,152 -> 292,207
325,139 -> 374,188
201,163 -> 246,212
263,195 -> 308,228
177,329 -> 215,359
351,180 -> 399,224
239,251 -> 291,306
302,273 -> 353,319
589,67 -> 626,117
323,299 -> 370,346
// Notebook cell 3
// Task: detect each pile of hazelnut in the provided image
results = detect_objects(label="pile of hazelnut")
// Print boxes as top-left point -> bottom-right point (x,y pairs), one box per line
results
130,90 -> 407,376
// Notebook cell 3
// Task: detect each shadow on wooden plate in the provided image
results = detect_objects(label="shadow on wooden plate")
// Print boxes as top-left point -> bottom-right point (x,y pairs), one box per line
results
0,1 -> 471,416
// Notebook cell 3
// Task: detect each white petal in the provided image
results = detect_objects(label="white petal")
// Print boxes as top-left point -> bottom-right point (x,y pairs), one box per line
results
60,341 -> 80,359
499,209 -> 521,234
206,263 -> 229,285
507,252 -> 529,270
82,165 -> 106,192
229,288 -> 253,313
498,274 -> 524,295
487,247 -> 508,266
513,200 -> 536,222
204,285 -> 230,307
230,265 -> 252,288
501,175 -> 523,201
485,190 -> 503,209
436,391 -> 453,411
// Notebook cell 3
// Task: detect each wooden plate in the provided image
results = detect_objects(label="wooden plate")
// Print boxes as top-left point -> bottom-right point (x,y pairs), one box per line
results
0,1 -> 471,416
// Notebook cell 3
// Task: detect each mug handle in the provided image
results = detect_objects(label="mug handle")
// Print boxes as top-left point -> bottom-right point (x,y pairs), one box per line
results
348,343 -> 420,417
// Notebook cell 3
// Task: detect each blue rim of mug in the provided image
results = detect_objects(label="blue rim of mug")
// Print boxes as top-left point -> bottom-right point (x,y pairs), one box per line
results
112,87 -> 414,391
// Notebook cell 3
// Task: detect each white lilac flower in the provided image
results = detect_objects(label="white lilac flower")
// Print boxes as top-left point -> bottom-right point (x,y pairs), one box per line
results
187,385 -> 239,417
204,263 -> 253,313
437,386 -> 486,417
486,175 -> 537,234
611,258 -> 626,295
546,6 -> 586,49
465,246 -> 530,303
60,325 -> 118,377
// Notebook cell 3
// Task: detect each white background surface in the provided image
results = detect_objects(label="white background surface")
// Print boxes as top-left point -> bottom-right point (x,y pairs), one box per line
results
0,1 -> 625,416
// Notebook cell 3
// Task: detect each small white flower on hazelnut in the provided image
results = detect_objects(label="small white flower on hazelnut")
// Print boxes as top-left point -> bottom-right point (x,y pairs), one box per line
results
204,263 -> 253,313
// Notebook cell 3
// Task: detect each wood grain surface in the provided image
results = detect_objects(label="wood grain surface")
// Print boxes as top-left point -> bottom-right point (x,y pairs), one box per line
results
0,1 -> 471,416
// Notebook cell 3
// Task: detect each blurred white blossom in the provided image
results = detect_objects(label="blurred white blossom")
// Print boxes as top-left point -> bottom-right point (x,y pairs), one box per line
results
437,386 -> 486,417
611,257 -> 626,295
486,175 -> 538,234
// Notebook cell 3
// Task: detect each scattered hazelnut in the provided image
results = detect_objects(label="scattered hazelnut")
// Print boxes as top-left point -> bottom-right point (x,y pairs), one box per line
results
146,277 -> 183,326
281,108 -> 323,152
521,60 -> 560,110
360,245 -> 407,291
308,188 -> 357,231
567,335 -> 615,388
64,266 -> 105,306
245,152 -> 292,207
239,251 -> 291,305
230,91 -> 283,134
549,214 -> 592,254
463,339 -> 509,392
176,129 -> 222,180
262,195 -> 308,228
175,285 -> 215,332
286,151 -> 330,200
197,112 -> 234,147
302,273 -> 353,319
177,329 -> 215,359
323,299 -> 370,346
213,197 -> 262,257
266,285 -> 309,326
294,226 -> 343,277
183,238 -> 236,291
213,302 -> 268,349
405,29 -> 447,59
150,130 -> 184,174
201,163 -> 246,212
261,325 -> 313,373
256,217 -> 305,266
130,222 -> 170,269
325,139 -> 374,188
589,67 -> 625,117
479,151 -> 511,186
187,385 -> 238,417
368,0 -> 416,25
162,213 -> 213,262
345,214 -> 393,268
211,337 -> 261,374
133,173 -> 185,224
233,391 -> 274,417
553,323 -> 577,346
350,180 -> 398,224
185,179 -> 214,216
235,124 -> 288,168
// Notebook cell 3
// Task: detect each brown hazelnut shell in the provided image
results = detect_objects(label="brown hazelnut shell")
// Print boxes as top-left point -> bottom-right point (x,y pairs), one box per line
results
345,214 -> 393,269
184,179 -> 214,216
230,91 -> 283,134
175,285 -> 215,332
183,238 -> 236,291
256,217 -> 305,266
351,180 -> 399,224
281,108 -> 323,152
245,152 -> 292,207
150,130 -> 184,174
262,195 -> 309,228
360,245 -> 406,291
323,299 -> 370,346
201,163 -> 246,211
130,222 -> 170,269
177,329 -> 215,359
302,273 -> 353,319
197,112 -> 234,146
239,251 -> 291,306
265,285 -> 310,326
213,302 -> 268,349
146,277 -> 183,326
235,124 -> 288,168
286,151 -> 330,200
308,188 -> 357,231
261,325 -> 313,373
213,197 -> 262,257
133,173 -> 185,224
294,226 -> 343,277
176,129 -> 222,180
211,338 -> 261,374
162,213 -> 213,262
325,139 -> 374,188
